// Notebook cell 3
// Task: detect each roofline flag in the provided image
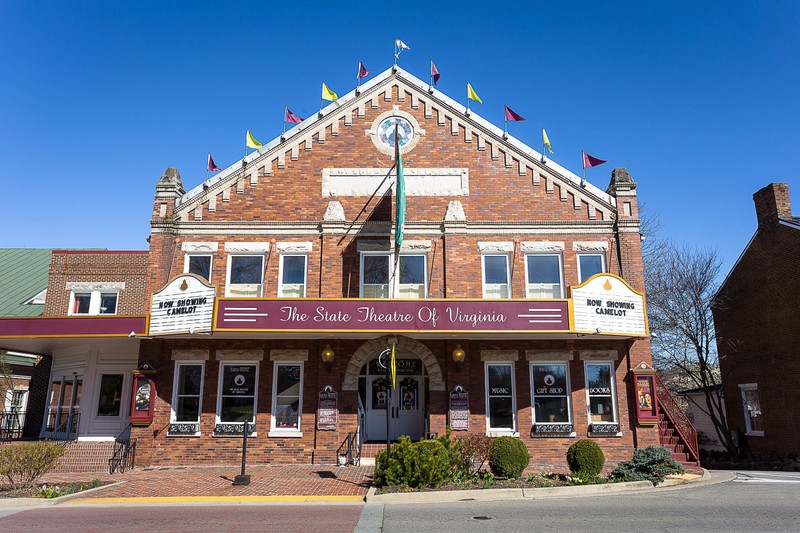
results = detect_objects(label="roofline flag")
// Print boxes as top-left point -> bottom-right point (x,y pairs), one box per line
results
394,38 -> 410,68
466,83 -> 482,113
503,105 -> 524,137
284,107 -> 303,124
321,83 -> 338,102
246,130 -> 262,151
543,128 -> 553,154
207,152 -> 220,172
430,60 -> 440,89
357,61 -> 370,80
582,151 -> 606,168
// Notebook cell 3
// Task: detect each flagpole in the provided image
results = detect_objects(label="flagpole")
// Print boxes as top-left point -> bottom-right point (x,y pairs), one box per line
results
393,39 -> 397,72
206,152 -> 210,181
283,107 -> 287,136
356,62 -> 361,94
429,61 -> 433,92
581,151 -> 586,186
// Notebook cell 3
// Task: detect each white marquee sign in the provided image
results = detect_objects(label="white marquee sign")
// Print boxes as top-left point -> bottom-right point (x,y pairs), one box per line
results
149,275 -> 216,335
571,274 -> 647,337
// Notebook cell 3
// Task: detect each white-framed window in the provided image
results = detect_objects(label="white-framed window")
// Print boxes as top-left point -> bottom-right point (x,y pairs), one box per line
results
270,362 -> 304,437
96,374 -> 125,417
585,362 -> 617,424
278,255 -> 308,298
739,383 -> 763,436
485,362 -> 516,434
361,252 -> 390,298
525,254 -> 564,298
216,362 -> 258,426
185,254 -> 213,282
170,362 -> 204,435
482,254 -> 511,298
577,253 -> 606,283
226,255 -> 265,297
397,254 -> 427,298
68,291 -> 118,315
530,362 -> 572,425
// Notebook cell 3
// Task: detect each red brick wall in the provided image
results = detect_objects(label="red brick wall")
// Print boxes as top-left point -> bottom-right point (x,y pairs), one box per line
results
44,251 -> 149,316
715,207 -> 800,459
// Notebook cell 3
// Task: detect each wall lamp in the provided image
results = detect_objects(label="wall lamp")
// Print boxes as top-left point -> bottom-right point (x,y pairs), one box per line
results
452,344 -> 466,372
321,344 -> 335,372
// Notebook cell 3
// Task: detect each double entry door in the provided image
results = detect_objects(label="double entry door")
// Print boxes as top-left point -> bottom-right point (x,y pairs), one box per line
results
365,359 -> 425,441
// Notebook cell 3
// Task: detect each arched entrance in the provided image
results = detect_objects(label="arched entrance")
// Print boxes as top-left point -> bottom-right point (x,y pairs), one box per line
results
344,336 -> 444,442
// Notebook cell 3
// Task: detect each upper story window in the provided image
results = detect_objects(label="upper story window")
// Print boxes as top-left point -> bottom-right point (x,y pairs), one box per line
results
279,255 -> 308,298
525,254 -> 564,298
361,253 -> 390,298
482,255 -> 510,298
226,255 -> 264,297
67,283 -> 123,315
397,255 -> 426,298
578,253 -> 606,283
181,242 -> 218,283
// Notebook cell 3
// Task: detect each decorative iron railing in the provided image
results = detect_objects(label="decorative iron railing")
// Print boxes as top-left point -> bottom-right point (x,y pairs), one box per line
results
0,411 -> 26,441
109,423 -> 136,474
654,374 -> 699,463
337,432 -> 361,466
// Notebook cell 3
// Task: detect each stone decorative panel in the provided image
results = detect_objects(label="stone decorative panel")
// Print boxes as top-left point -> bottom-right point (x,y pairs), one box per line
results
269,349 -> 309,361
216,349 -> 264,361
480,349 -> 519,362
181,242 -> 218,253
171,349 -> 210,361
520,242 -> 565,253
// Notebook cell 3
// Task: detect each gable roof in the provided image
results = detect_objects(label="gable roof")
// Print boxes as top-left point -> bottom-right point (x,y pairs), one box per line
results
0,248 -> 53,317
176,67 -> 616,218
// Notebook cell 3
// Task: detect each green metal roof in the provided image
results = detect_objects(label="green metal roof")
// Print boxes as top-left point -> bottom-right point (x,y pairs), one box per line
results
0,248 -> 53,316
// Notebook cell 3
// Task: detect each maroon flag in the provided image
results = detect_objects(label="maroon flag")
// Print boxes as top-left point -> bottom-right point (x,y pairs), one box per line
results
504,106 -> 525,121
431,60 -> 440,85
582,151 -> 607,168
285,107 -> 303,124
357,61 -> 370,80
207,153 -> 220,172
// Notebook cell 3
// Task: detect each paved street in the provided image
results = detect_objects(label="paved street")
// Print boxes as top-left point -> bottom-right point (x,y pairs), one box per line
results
1,471 -> 799,532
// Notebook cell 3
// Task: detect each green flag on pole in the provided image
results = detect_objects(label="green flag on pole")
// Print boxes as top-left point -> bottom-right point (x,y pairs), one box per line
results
395,124 -> 406,252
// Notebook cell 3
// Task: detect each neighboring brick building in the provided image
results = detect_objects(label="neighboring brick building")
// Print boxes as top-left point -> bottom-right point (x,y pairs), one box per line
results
0,67 -> 696,470
713,183 -> 800,459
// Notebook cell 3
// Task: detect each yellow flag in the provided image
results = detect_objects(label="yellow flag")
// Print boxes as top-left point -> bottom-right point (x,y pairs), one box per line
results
246,130 -> 262,149
467,83 -> 482,104
543,128 -> 553,154
321,82 -> 338,101
391,343 -> 397,390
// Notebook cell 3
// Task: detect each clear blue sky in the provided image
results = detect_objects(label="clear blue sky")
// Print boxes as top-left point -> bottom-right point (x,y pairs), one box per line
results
2,1 -> 798,276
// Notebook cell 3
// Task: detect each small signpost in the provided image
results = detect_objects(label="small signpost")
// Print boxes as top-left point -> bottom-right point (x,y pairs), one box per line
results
449,386 -> 469,431
317,386 -> 338,431
233,420 -> 251,486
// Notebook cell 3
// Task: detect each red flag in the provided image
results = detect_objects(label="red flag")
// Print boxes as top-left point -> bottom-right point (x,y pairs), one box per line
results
285,107 -> 303,124
207,153 -> 220,172
357,61 -> 369,79
504,106 -> 525,121
582,151 -> 607,168
430,60 -> 440,85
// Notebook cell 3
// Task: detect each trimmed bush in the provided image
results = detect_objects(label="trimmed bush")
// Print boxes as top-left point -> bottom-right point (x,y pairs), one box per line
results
374,435 -> 458,488
566,439 -> 606,476
611,446 -> 685,485
488,436 -> 530,479
0,441 -> 68,490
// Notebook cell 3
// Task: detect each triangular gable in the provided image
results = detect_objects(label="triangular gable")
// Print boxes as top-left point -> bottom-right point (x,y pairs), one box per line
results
176,67 -> 616,220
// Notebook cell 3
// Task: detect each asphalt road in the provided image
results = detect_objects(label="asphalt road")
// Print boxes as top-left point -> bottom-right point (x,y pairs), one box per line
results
1,471 -> 799,532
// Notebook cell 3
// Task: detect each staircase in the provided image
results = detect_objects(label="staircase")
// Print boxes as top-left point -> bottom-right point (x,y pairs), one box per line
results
654,375 -> 701,468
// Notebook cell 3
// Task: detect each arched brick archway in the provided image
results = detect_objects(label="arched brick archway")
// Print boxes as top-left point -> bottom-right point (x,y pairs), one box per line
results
342,336 -> 444,391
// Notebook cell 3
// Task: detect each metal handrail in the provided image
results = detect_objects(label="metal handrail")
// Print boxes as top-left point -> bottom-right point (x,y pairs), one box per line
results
654,374 -> 700,463
109,423 -> 136,474
0,410 -> 26,441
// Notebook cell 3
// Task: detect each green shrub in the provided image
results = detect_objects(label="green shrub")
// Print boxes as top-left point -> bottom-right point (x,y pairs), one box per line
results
374,435 -> 458,488
0,441 -> 68,490
566,439 -> 606,476
611,446 -> 685,485
455,433 -> 493,476
488,436 -> 530,479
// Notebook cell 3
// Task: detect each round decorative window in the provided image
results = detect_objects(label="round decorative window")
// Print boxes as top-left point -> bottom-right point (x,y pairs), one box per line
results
377,116 -> 414,150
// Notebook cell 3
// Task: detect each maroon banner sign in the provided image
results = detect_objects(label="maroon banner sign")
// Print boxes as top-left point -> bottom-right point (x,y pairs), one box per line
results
216,299 -> 568,333
0,316 -> 148,338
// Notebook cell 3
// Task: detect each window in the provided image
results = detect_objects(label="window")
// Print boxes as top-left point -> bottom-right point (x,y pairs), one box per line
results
739,384 -> 763,435
217,363 -> 258,425
69,291 -> 118,315
360,253 -> 428,298
585,362 -> 617,424
578,253 -> 605,283
226,255 -> 264,297
279,255 -> 307,297
397,255 -> 426,298
186,254 -> 212,282
171,362 -> 204,433
482,255 -> 510,298
96,374 -> 124,417
485,362 -> 516,433
361,253 -> 390,298
531,363 -> 571,424
525,255 -> 564,298
270,363 -> 303,436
